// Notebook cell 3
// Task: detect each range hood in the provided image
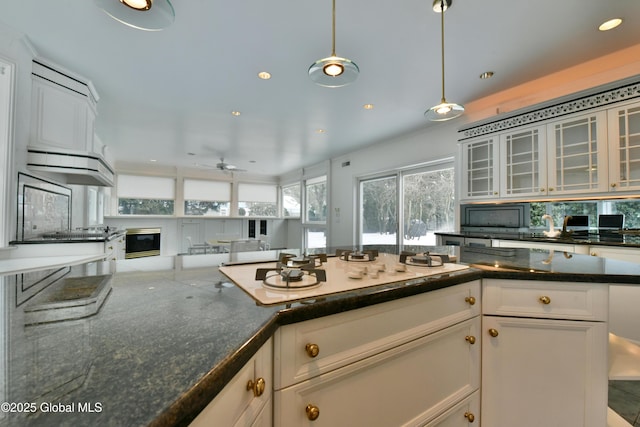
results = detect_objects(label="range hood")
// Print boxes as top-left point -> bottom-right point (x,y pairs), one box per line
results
27,146 -> 115,187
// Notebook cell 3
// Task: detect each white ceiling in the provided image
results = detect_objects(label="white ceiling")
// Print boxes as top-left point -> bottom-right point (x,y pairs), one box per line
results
2,0 -> 640,176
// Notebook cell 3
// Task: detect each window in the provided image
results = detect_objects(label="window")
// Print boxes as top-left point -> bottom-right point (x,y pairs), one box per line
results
302,175 -> 327,250
184,179 -> 230,216
359,159 -> 455,251
305,227 -> 327,250
282,183 -> 301,217
238,183 -> 277,217
402,166 -> 455,245
530,199 -> 640,229
361,176 -> 397,246
305,176 -> 327,222
117,174 -> 175,215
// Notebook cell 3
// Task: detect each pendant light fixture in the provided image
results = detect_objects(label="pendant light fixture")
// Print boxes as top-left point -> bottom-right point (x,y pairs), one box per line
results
425,0 -> 464,121
94,0 -> 175,31
308,0 -> 359,88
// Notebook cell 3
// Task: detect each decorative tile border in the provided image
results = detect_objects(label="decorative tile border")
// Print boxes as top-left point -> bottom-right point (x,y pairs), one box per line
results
459,79 -> 640,140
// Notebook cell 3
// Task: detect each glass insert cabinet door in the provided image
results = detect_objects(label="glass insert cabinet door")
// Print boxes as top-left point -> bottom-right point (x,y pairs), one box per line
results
461,135 -> 500,199
499,125 -> 546,197
546,111 -> 608,195
608,102 -> 640,192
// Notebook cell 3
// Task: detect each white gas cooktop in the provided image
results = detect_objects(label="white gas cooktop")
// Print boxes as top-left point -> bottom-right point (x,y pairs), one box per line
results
219,253 -> 469,306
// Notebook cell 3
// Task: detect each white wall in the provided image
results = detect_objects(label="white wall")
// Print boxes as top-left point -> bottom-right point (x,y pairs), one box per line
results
328,121 -> 460,248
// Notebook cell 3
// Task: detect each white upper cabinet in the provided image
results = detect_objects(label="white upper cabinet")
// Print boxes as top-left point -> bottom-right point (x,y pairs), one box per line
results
499,125 -> 547,198
607,100 -> 640,193
459,80 -> 640,202
30,59 -> 98,152
546,111 -> 608,196
460,135 -> 500,200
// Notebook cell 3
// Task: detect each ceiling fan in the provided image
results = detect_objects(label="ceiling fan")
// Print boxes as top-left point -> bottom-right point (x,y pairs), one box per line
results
196,158 -> 247,173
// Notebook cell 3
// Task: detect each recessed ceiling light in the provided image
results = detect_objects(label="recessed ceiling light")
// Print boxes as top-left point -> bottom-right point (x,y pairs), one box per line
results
149,159 -> 157,162
249,160 -> 256,163
316,129 -> 326,134
479,71 -> 494,80
599,18 -> 622,31
363,104 -> 374,110
258,71 -> 271,80
187,152 -> 196,156
231,111 -> 241,116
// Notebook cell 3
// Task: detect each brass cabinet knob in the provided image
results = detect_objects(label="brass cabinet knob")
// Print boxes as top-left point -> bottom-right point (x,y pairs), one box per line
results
465,296 -> 476,306
488,328 -> 499,337
108,246 -> 114,250
591,252 -> 597,257
464,411 -> 476,423
539,296 -> 551,305
611,183 -> 617,188
465,335 -> 476,345
548,187 -> 554,191
306,404 -> 320,421
305,343 -> 320,358
540,188 -> 545,192
493,191 -> 499,195
246,377 -> 265,397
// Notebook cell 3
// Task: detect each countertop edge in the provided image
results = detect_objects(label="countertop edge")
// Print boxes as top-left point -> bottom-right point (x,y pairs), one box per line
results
0,254 -> 107,275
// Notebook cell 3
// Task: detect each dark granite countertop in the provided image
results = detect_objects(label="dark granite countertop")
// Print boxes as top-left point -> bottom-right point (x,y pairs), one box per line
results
435,230 -> 640,247
3,247 -> 640,426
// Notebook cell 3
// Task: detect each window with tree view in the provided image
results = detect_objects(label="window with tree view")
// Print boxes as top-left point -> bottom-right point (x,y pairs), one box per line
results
530,199 -> 640,229
282,183 -> 301,217
305,177 -> 327,222
184,179 -> 230,216
360,160 -> 455,250
117,174 -> 175,216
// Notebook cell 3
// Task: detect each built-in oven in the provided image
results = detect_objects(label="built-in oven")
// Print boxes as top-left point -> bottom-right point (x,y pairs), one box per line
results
125,228 -> 161,259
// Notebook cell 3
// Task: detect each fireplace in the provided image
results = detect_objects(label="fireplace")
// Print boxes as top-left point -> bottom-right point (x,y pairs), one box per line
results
125,228 -> 161,259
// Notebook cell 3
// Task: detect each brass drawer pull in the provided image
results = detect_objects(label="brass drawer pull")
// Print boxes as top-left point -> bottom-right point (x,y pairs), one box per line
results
305,343 -> 320,358
539,295 -> 551,305
464,411 -> 476,422
306,404 -> 320,421
465,335 -> 476,345
488,328 -> 499,337
246,377 -> 265,397
465,296 -> 476,306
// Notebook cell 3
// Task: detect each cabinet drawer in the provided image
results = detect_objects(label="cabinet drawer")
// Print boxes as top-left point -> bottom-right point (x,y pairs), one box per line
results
483,279 -> 608,321
274,318 -> 480,427
274,281 -> 480,389
190,338 -> 272,427
424,390 -> 479,427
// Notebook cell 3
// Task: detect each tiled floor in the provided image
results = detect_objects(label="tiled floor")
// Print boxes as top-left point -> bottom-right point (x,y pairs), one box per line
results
610,381 -> 640,426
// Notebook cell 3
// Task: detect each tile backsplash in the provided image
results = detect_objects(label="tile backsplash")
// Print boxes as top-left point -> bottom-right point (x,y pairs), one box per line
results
17,173 -> 71,240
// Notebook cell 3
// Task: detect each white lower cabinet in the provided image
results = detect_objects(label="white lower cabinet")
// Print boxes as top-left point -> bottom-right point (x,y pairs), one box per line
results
190,338 -> 272,427
481,279 -> 608,427
273,282 -> 481,426
425,390 -> 479,427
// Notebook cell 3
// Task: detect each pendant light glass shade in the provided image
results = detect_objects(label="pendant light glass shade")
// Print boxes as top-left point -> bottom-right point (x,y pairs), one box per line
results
94,0 -> 175,31
309,0 -> 359,87
309,56 -> 359,88
425,0 -> 464,121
